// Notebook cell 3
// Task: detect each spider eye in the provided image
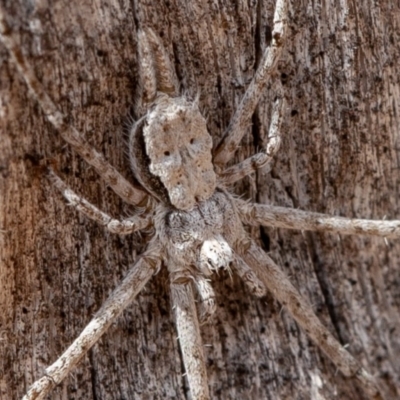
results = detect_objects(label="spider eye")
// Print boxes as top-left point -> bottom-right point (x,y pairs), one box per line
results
164,151 -> 170,156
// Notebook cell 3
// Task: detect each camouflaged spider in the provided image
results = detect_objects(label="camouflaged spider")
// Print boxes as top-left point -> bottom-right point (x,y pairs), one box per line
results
1,1 -> 395,398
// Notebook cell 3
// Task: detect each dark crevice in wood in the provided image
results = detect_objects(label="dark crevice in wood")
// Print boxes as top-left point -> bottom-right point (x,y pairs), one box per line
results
305,231 -> 346,345
89,348 -> 100,400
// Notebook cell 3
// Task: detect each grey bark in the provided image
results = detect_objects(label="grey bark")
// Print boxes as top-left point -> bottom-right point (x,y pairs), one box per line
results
1,1 -> 399,399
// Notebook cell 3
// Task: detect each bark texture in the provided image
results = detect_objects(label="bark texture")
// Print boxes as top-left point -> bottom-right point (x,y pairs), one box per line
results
1,1 -> 400,399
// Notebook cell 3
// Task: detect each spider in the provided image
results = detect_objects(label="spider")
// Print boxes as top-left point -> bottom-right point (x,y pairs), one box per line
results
0,1 -> 397,399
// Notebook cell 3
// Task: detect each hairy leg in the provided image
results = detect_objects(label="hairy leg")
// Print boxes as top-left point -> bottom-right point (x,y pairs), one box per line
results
22,244 -> 162,400
238,238 -> 383,400
213,0 -> 288,167
193,275 -> 217,324
170,281 -> 210,400
218,96 -> 284,185
49,169 -> 151,234
219,152 -> 274,185
193,252 -> 266,324
232,253 -> 266,297
237,199 -> 400,238
0,10 -> 148,207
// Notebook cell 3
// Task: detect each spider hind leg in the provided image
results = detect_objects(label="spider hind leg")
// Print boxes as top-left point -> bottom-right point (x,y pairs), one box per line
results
213,0 -> 288,168
0,10 -> 149,207
218,95 -> 285,185
48,168 -> 151,234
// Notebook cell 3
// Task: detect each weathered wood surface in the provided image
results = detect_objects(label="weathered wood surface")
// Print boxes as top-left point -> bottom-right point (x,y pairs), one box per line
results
1,1 -> 399,399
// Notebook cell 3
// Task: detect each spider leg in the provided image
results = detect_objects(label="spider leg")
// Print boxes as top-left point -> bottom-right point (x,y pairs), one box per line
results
238,238 -> 383,400
48,168 -> 151,234
213,0 -> 288,167
218,96 -> 284,185
170,280 -> 210,400
193,252 -> 266,325
218,152 -> 274,185
232,253 -> 266,297
193,275 -> 217,325
0,11 -> 149,207
236,199 -> 400,238
22,243 -> 162,400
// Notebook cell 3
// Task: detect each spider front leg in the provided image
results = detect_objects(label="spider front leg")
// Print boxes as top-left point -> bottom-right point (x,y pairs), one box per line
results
170,280 -> 210,400
237,199 -> 400,238
194,235 -> 266,324
22,243 -> 162,400
48,169 -> 151,234
238,238 -> 383,400
193,275 -> 217,325
0,11 -> 148,207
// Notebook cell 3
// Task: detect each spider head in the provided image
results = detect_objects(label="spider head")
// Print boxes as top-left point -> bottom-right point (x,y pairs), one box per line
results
199,236 -> 233,276
135,94 -> 216,210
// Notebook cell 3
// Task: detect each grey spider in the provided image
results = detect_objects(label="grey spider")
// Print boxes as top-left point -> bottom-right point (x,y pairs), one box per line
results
0,1 -> 396,399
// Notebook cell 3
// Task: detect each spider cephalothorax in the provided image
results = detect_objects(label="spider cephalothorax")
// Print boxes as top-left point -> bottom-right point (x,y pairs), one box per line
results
0,2 -> 391,399
158,191 -> 237,291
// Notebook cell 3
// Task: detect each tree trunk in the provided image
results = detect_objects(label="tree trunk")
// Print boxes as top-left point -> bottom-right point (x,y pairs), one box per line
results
1,1 -> 399,399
